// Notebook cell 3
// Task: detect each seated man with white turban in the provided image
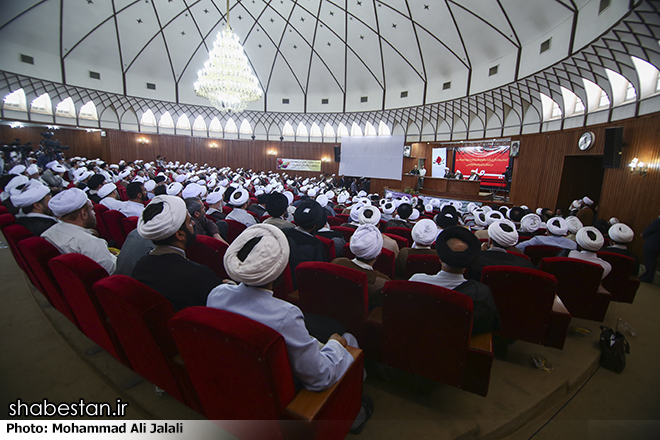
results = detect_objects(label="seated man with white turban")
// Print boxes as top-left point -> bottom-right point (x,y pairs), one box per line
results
42,188 -> 117,275
568,226 -> 612,279
356,205 -> 399,258
396,219 -> 439,278
516,216 -> 577,254
409,226 -> 500,335
132,195 -> 222,311
284,199 -> 328,289
577,196 -> 595,226
474,210 -> 505,240
98,183 -> 126,211
565,216 -> 583,242
468,220 -> 534,282
205,189 -> 226,222
225,186 -> 257,227
603,223 -> 640,275
332,225 -> 390,310
11,180 -> 58,236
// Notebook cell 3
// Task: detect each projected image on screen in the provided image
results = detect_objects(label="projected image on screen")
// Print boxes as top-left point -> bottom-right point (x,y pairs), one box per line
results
338,136 -> 405,180
454,145 -> 510,188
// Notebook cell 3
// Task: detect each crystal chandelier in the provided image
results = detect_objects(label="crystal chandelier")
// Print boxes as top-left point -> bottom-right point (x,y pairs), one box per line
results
194,5 -> 262,113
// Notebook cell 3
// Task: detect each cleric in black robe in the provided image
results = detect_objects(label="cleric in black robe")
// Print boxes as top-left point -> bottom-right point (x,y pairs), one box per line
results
284,199 -> 328,289
468,219 -> 534,282
409,226 -> 500,335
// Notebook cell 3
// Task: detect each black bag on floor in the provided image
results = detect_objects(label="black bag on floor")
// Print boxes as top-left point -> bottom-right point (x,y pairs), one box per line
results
599,326 -> 630,373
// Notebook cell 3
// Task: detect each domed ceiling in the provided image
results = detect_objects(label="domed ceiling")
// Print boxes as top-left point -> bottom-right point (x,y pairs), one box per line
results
0,0 -> 641,115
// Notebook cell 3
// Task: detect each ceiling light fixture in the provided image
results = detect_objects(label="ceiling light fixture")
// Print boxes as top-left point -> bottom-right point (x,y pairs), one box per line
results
194,0 -> 262,113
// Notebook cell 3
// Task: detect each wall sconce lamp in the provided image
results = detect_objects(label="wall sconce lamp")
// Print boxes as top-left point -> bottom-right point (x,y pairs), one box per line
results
321,157 -> 331,163
267,149 -> 277,156
138,137 -> 149,145
629,158 -> 648,177
209,142 -> 218,148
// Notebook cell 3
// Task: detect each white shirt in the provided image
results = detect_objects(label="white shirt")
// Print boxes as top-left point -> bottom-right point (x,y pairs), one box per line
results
206,283 -> 353,391
100,197 -> 126,211
567,250 -> 612,279
225,207 -> 257,227
409,270 -> 466,290
42,221 -> 117,275
420,168 -> 427,177
119,200 -> 145,217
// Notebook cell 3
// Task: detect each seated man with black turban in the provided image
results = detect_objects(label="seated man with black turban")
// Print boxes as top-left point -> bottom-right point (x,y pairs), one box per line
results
386,202 -> 414,229
284,199 -> 328,289
468,219 -> 534,282
409,226 -> 500,335
263,192 -> 294,230
132,195 -> 222,312
332,225 -> 390,310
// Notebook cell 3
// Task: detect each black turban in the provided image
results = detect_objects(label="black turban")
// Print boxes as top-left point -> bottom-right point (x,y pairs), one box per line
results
436,207 -> 459,228
435,226 -> 481,268
266,193 -> 288,218
397,203 -> 413,220
87,174 -> 106,191
294,199 -> 326,230
509,207 -> 524,222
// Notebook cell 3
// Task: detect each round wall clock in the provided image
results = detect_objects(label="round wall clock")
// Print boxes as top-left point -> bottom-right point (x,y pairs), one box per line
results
578,131 -> 595,151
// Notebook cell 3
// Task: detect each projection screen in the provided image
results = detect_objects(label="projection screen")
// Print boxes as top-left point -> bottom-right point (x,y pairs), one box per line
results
338,135 -> 405,180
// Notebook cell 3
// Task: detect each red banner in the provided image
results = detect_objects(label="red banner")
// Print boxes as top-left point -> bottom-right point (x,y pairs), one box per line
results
454,146 -> 510,187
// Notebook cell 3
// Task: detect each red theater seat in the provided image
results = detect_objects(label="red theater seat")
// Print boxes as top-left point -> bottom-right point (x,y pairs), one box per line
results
315,235 -> 336,261
330,225 -> 355,242
92,204 -> 112,243
383,233 -> 409,250
169,307 -> 364,440
185,235 -> 229,280
326,216 -> 343,227
121,216 -> 139,236
0,213 -> 16,231
481,266 -> 571,350
384,227 -> 413,247
343,244 -> 396,279
405,253 -> 442,279
597,251 -> 640,304
101,209 -> 128,248
523,245 -> 562,267
224,219 -> 247,243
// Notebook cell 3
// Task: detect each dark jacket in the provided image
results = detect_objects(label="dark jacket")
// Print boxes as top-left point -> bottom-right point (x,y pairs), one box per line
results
468,249 -> 535,283
284,228 -> 327,289
603,246 -> 640,275
453,280 -> 501,335
15,215 -> 57,237
643,218 -> 660,252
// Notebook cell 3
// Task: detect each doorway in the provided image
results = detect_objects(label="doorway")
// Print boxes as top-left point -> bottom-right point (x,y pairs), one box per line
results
556,156 -> 604,214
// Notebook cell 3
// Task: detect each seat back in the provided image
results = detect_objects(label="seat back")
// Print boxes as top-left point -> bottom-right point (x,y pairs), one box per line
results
121,216 -> 139,236
405,253 -> 441,278
2,224 -> 34,274
94,275 -> 200,409
92,204 -> 112,242
382,281 -> 476,388
272,262 -> 295,303
384,227 -> 413,247
597,251 -> 639,303
48,254 -> 132,365
330,226 -> 355,242
0,205 -> 9,215
102,210 -> 128,248
185,235 -> 229,279
18,237 -> 79,328
259,214 -> 271,223
0,212 -> 16,231
523,245 -> 562,267
169,307 -> 296,420
221,206 -> 233,215
296,262 -> 369,340
326,216 -> 343,227
342,244 -> 396,279
539,257 -> 608,320
335,214 -> 349,222
383,233 -> 409,250
507,250 -> 530,260
225,219 -> 247,243
481,266 -> 558,345
315,235 -> 336,261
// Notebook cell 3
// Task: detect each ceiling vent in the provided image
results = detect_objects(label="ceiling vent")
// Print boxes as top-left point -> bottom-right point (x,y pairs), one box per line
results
360,96 -> 368,103
282,98 -> 289,104
443,81 -> 451,90
20,54 -> 34,65
599,0 -> 611,14
488,65 -> 499,76
540,38 -> 552,54
89,71 -> 101,80
321,98 -> 329,104
400,91 -> 408,98
146,83 -> 156,90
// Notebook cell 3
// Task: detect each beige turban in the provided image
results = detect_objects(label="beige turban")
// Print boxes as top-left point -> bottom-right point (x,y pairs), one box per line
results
546,217 -> 568,236
10,180 -> 50,208
609,223 -> 633,243
566,216 -> 583,234
138,195 -> 187,241
488,220 -> 519,247
359,205 -> 381,226
223,224 -> 290,286
520,213 -> 542,233
350,225 -> 383,260
576,226 -> 604,252
412,219 -> 437,246
49,188 -> 89,217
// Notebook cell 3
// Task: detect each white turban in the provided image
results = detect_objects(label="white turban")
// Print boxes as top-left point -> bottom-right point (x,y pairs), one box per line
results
359,205 -> 381,226
9,165 -> 26,175
283,191 -> 294,205
412,219 -> 437,246
26,164 -> 39,176
409,209 -> 420,221
308,188 -> 317,198
229,187 -> 249,207
358,190 -> 367,198
138,195 -> 187,241
486,210 -> 504,225
609,217 -> 619,225
51,163 -> 67,173
467,202 -> 478,213
583,196 -> 594,206
566,216 -> 583,234
49,188 -> 89,218
424,204 -> 433,213
223,224 -> 290,286
337,192 -> 349,204
118,170 -> 131,180
383,202 -> 395,215
488,220 -> 519,247
546,217 -> 568,236
325,190 -> 335,200
350,225 -> 383,260
520,213 -> 542,233
609,223 -> 633,243
98,183 -> 117,199
316,194 -> 329,208
175,174 -> 187,183
536,208 -> 544,216
166,182 -> 183,196
349,203 -> 365,223
576,226 -> 604,252
10,180 -> 50,208
182,183 -> 204,199
482,205 -> 492,213
473,209 -> 488,227
144,180 -> 156,192
6,175 -> 29,194
206,189 -> 224,205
